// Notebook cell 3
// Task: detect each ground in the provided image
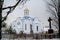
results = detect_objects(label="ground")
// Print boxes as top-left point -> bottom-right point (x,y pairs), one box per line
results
1,38 -> 60,40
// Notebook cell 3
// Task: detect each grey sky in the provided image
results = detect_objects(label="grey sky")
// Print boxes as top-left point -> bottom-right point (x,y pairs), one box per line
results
2,0 -> 58,27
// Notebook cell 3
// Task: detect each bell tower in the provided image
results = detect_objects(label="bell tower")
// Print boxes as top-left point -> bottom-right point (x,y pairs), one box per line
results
24,7 -> 29,16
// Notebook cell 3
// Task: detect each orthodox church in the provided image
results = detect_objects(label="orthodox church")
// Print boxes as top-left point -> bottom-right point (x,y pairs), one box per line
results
11,7 -> 42,34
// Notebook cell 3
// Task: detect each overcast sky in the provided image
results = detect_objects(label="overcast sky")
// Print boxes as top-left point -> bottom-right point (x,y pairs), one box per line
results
2,0 -> 58,27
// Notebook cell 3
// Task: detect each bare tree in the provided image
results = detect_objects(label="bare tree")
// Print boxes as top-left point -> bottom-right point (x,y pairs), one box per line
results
2,22 -> 6,27
0,0 -> 29,39
58,0 -> 60,37
44,0 -> 59,29
2,0 -> 21,22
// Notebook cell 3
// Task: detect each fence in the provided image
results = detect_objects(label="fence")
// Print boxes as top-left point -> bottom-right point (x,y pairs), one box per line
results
2,32 -> 59,39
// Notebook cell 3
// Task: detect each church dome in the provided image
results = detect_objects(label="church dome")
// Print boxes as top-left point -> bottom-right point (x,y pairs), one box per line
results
24,7 -> 29,11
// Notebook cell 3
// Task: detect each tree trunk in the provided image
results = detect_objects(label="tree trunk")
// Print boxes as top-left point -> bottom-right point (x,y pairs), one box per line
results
0,0 -> 4,39
58,15 -> 60,38
58,7 -> 60,38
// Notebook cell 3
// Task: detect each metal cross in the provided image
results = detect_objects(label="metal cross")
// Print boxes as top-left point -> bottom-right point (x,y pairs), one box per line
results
48,17 -> 52,29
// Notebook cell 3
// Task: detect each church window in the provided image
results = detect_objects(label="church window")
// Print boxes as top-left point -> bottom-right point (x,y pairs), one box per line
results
37,26 -> 38,31
25,24 -> 27,30
14,25 -> 15,27
17,22 -> 20,25
30,24 -> 32,30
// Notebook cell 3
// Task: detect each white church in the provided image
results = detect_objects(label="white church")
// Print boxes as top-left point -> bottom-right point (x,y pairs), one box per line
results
11,7 -> 42,34
4,0 -> 58,34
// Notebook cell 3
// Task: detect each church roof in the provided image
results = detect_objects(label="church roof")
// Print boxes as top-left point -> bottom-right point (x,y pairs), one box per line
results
33,17 -> 40,23
21,16 -> 32,21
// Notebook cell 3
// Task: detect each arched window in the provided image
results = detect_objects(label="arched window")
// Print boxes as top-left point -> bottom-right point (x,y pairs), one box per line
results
25,24 -> 27,30
30,24 -> 32,30
37,26 -> 38,31
17,22 -> 20,25
14,25 -> 15,27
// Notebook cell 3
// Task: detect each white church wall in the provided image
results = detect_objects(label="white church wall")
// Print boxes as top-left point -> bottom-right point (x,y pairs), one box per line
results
33,23 -> 42,34
11,21 -> 17,30
11,17 -> 23,34
32,18 -> 42,33
11,16 -> 43,34
16,17 -> 23,29
22,18 -> 32,34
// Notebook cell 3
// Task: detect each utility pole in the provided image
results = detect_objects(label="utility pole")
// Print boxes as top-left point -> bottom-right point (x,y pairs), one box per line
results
0,0 -> 4,39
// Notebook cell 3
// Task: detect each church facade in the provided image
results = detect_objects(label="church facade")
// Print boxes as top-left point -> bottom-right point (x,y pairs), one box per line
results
11,8 -> 42,34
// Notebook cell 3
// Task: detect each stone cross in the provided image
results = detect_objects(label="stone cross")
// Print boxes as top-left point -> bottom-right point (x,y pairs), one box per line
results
48,17 -> 52,29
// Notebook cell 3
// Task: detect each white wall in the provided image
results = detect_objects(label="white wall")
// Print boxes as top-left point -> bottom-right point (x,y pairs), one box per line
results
11,17 -> 23,34
23,18 -> 32,34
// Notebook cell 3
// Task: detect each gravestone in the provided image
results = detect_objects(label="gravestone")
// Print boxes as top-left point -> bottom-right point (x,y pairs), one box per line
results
48,17 -> 54,34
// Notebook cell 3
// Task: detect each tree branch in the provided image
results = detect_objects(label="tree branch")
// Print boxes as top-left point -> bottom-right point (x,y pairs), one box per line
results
44,0 -> 58,12
2,0 -> 21,22
47,6 -> 58,19
2,0 -> 21,10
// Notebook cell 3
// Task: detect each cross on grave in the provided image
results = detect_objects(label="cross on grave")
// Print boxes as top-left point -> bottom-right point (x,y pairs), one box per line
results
48,17 -> 54,34
48,17 -> 52,29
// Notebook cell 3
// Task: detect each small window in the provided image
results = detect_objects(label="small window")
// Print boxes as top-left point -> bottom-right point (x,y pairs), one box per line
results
25,24 -> 27,30
37,26 -> 38,31
17,22 -> 20,25
30,24 -> 32,30
14,25 -> 15,27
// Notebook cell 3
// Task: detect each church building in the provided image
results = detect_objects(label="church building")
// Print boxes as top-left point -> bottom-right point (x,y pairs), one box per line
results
11,7 -> 42,34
